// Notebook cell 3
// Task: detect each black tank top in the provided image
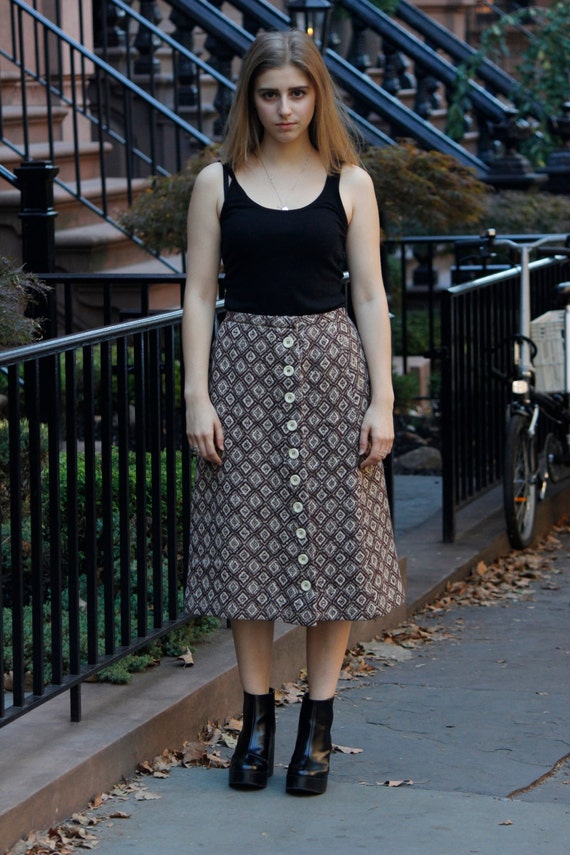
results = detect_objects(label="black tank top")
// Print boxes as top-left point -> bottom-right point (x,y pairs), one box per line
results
220,164 -> 348,316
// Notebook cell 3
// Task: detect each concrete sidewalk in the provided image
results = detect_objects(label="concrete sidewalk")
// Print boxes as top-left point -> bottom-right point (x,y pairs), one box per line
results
1,476 -> 569,854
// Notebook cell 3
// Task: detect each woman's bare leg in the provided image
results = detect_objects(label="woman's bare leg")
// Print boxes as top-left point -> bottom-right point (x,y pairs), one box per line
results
231,620 -> 275,694
306,620 -> 352,699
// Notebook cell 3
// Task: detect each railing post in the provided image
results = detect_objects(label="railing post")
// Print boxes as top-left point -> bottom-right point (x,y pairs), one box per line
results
205,0 -> 236,140
170,7 -> 198,106
414,56 -> 441,120
93,0 -> 131,49
347,14 -> 371,72
440,289 -> 456,543
14,160 -> 59,427
134,1 -> 162,74
14,160 -> 59,336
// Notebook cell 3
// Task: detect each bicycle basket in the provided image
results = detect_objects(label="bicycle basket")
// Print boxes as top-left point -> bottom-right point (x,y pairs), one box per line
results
530,310 -> 566,393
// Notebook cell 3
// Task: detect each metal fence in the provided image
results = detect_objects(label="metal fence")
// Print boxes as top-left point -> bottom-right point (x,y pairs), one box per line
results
439,254 -> 570,541
0,306 -> 195,726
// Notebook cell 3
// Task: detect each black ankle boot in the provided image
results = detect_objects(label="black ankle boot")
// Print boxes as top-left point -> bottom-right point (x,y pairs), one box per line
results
286,694 -> 334,795
229,689 -> 275,790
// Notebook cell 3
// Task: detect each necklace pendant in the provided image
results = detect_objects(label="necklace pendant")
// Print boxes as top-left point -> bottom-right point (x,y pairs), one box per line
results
281,205 -> 289,211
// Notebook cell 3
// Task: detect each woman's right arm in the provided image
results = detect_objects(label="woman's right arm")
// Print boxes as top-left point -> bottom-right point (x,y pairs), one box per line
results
182,162 -> 225,465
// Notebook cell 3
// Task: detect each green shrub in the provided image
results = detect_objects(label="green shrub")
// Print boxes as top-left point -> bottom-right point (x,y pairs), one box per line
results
361,144 -> 487,238
0,418 -> 49,523
2,443 -> 215,685
483,190 -> 570,235
392,371 -> 419,413
119,146 -> 220,254
391,309 -> 441,357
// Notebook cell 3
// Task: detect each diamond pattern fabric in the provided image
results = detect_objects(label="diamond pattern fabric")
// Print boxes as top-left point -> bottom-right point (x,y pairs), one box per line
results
185,308 -> 404,626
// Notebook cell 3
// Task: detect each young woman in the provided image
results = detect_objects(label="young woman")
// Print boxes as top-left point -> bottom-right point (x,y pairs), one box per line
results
182,29 -> 404,796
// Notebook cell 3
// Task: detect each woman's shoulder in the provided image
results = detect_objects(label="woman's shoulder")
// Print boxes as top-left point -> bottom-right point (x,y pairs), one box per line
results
193,160 -> 224,189
339,163 -> 373,190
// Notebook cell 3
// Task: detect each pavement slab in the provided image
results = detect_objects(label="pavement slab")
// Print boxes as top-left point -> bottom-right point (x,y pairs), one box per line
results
71,526 -> 570,855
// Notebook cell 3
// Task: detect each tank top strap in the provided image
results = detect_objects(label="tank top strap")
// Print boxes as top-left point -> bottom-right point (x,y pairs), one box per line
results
222,163 -> 235,201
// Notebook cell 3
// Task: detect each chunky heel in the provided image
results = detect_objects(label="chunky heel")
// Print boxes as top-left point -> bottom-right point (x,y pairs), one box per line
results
229,689 -> 275,790
286,694 -> 334,795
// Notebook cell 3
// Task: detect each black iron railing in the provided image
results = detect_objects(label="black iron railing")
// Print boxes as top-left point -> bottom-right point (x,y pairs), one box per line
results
1,0 -> 229,272
0,303 -> 199,726
440,252 -> 570,542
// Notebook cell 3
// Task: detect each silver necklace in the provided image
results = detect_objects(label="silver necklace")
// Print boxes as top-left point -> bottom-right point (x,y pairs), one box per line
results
259,155 -> 310,211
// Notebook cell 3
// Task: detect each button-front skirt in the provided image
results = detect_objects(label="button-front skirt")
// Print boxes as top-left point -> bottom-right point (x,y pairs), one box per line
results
185,308 -> 404,626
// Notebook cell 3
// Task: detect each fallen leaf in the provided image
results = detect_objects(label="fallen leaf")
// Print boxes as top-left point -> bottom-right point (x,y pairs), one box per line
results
360,641 -> 413,662
332,744 -> 363,754
134,789 -> 161,801
275,682 -> 305,705
177,647 -> 194,667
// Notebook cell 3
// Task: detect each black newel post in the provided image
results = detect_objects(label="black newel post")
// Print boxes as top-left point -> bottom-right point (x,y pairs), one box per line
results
14,159 -> 58,320
14,160 -> 59,424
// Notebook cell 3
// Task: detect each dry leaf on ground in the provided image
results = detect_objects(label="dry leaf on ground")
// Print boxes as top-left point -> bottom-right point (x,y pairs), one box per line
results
177,647 -> 194,667
333,744 -> 363,754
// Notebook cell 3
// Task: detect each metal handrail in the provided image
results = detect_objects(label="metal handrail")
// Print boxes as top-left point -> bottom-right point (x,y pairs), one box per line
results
191,0 -> 489,171
395,0 -> 541,116
0,164 -> 18,187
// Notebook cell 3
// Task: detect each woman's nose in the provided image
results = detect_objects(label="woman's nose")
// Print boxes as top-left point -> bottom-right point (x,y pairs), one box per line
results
278,97 -> 292,115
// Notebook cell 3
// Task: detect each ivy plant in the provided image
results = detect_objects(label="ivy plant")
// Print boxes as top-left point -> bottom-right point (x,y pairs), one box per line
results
448,1 -> 570,165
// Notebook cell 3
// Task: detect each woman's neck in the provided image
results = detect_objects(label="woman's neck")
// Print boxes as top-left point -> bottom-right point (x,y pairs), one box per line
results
257,138 -> 317,168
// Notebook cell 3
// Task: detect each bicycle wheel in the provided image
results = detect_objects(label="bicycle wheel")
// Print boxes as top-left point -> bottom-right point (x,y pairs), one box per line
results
503,413 -> 538,549
545,432 -> 567,484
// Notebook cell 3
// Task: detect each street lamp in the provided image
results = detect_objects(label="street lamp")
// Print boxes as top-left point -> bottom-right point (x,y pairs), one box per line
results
287,0 -> 332,53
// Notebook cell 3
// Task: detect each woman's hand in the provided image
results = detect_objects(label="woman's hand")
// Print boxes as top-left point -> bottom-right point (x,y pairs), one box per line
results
358,402 -> 394,469
186,396 -> 225,465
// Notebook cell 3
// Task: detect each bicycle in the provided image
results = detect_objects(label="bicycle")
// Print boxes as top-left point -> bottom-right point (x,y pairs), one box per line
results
476,230 -> 570,548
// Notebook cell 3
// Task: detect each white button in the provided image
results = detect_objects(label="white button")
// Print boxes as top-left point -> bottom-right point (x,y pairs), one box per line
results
298,553 -> 309,566
293,501 -> 303,513
283,365 -> 294,377
283,336 -> 294,348
289,448 -> 299,460
300,580 -> 312,592
296,528 -> 307,540
284,392 -> 296,403
287,419 -> 298,431
290,474 -> 301,486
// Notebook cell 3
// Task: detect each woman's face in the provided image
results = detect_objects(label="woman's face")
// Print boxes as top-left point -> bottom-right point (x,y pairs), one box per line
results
252,64 -> 316,145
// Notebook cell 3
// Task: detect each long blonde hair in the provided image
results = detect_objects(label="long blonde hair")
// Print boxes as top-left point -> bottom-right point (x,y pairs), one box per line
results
220,30 -> 360,173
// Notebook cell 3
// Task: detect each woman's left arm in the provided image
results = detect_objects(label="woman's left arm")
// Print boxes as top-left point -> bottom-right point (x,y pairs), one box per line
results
341,166 -> 394,470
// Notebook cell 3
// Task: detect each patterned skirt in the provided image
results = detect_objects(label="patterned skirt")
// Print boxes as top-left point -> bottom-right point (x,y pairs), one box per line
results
185,307 -> 404,627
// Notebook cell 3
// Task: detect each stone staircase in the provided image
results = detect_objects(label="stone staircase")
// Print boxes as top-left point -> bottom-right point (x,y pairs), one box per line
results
0,63 -> 160,275
0,0 -> 500,294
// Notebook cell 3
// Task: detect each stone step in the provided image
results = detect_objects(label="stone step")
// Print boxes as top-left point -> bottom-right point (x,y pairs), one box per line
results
0,70 -> 50,107
54,220 -> 160,274
1,104 -> 68,144
0,176 -> 150,231
0,140 -> 112,182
